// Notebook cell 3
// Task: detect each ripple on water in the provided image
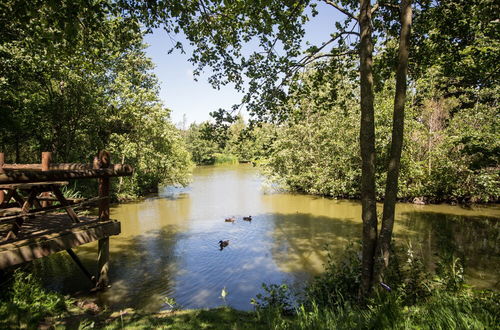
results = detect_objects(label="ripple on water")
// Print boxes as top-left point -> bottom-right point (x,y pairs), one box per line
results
32,165 -> 500,312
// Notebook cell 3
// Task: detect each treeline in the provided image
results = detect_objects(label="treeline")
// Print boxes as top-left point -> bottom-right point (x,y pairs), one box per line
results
182,1 -> 498,204
182,71 -> 498,203
0,1 -> 192,196
260,1 -> 499,204
263,68 -> 498,203
182,114 -> 275,166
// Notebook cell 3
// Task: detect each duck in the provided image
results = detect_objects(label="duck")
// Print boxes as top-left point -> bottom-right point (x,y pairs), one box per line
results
225,217 -> 236,222
219,240 -> 229,250
243,215 -> 252,221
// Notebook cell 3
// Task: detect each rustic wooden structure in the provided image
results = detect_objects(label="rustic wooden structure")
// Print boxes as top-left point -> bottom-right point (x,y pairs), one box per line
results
0,151 -> 133,289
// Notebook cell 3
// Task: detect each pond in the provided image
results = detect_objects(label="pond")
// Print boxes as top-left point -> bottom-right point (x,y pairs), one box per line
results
35,164 -> 500,311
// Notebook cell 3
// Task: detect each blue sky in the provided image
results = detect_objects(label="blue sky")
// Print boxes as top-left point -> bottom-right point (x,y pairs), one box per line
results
143,2 -> 344,126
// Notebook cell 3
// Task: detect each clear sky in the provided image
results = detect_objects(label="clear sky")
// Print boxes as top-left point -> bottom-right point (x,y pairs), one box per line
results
143,2 -> 344,126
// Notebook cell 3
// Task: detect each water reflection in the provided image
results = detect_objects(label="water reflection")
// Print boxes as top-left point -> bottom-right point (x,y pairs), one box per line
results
32,164 -> 499,312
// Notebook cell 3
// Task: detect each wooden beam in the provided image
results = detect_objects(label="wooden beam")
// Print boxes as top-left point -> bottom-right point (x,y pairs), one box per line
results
0,181 -> 68,190
0,196 -> 107,223
0,153 -> 4,204
66,248 -> 96,284
97,237 -> 110,289
95,151 -> 111,289
0,167 -> 133,184
52,186 -> 80,223
0,220 -> 121,269
2,163 -> 132,172
95,151 -> 110,221
41,152 -> 52,208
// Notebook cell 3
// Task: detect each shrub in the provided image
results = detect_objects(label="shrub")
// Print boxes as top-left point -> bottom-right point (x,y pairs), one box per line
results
0,269 -> 67,328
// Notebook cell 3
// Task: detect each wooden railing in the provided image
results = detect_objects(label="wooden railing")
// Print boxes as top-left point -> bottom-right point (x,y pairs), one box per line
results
0,150 -> 133,289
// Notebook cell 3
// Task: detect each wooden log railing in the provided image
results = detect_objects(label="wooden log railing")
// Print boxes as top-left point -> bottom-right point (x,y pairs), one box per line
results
2,163 -> 133,171
0,151 -> 132,289
0,166 -> 133,184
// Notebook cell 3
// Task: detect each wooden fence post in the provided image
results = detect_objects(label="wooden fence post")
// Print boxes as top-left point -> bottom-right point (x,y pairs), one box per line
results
0,153 -> 4,204
41,152 -> 52,207
95,150 -> 110,288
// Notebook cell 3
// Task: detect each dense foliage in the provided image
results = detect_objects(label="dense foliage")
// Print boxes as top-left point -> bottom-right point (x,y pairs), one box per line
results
183,114 -> 275,166
0,0 -> 192,196
251,244 -> 500,329
0,270 -> 66,328
263,65 -> 499,203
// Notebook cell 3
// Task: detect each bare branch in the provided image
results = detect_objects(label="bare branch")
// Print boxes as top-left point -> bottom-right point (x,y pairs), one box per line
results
322,0 -> 358,21
371,3 -> 380,14
301,51 -> 357,66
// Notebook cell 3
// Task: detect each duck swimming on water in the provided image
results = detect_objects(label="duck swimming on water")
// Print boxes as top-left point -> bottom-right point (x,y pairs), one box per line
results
225,217 -> 236,222
219,240 -> 229,250
243,216 -> 252,221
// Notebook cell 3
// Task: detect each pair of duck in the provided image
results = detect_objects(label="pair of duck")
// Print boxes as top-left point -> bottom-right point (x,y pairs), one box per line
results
224,215 -> 252,222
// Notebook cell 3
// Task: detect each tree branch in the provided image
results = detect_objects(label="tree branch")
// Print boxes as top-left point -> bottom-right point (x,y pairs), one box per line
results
301,51 -> 357,66
322,0 -> 358,21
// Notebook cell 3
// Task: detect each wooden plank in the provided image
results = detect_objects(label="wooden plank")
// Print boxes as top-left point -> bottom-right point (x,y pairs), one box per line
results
0,182 -> 69,190
35,197 -> 85,203
0,196 -> 106,222
0,220 -> 121,269
2,163 -> 132,172
97,237 -> 110,288
1,217 -> 102,244
0,208 -> 22,217
66,249 -> 96,284
0,153 -> 4,204
4,189 -> 38,239
95,151 -> 110,221
52,186 -> 80,223
0,167 -> 133,184
41,152 -> 52,208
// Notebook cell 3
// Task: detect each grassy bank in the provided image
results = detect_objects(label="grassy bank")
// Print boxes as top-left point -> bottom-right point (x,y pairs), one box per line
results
46,290 -> 499,329
1,246 -> 498,329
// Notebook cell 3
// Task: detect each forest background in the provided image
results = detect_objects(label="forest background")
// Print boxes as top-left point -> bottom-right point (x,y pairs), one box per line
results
1,0 -> 497,203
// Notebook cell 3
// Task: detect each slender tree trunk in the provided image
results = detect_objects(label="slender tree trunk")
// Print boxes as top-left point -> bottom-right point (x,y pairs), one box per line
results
359,0 -> 378,297
375,0 -> 412,282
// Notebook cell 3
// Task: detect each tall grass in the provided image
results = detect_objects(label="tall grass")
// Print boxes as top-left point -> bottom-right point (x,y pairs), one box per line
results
213,153 -> 239,165
252,243 -> 500,329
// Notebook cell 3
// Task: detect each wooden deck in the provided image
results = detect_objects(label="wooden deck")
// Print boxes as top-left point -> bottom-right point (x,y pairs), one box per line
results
0,214 -> 120,269
0,150 -> 130,288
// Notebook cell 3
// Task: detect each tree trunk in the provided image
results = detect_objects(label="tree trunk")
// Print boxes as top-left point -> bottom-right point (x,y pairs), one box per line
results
375,0 -> 412,283
359,0 -> 378,298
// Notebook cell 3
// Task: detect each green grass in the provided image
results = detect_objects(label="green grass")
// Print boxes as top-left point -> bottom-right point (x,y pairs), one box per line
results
51,307 -> 269,330
213,153 -> 239,165
2,246 -> 498,329
51,291 -> 497,330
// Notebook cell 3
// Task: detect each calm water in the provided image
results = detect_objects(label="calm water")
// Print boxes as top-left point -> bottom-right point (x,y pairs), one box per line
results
34,165 -> 500,311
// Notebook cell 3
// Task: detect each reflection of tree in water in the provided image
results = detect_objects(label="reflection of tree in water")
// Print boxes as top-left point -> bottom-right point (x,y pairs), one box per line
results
269,213 -> 361,275
33,225 -> 183,312
268,210 -> 499,290
398,211 -> 499,289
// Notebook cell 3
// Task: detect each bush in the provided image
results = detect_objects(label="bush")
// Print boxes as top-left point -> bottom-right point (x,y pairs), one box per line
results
0,269 -> 67,328
252,243 -> 500,329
